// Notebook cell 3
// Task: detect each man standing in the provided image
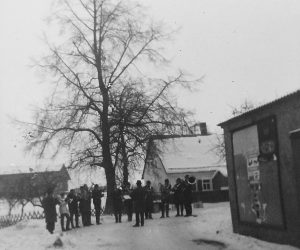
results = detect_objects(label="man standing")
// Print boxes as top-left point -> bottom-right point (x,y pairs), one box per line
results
41,189 -> 60,234
123,182 -> 133,222
160,179 -> 172,218
92,184 -> 104,225
131,180 -> 146,227
83,184 -> 93,226
144,180 -> 154,219
59,193 -> 71,232
173,178 -> 185,217
183,175 -> 193,216
67,189 -> 80,228
113,187 -> 123,223
79,186 -> 89,226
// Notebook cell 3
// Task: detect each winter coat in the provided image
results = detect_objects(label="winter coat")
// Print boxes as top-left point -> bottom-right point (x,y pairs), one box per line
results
79,190 -> 89,214
131,186 -> 146,213
160,184 -> 172,203
183,181 -> 193,203
113,189 -> 123,212
59,198 -> 70,215
172,182 -> 185,204
144,186 -> 154,206
67,193 -> 79,214
42,196 -> 60,223
92,189 -> 103,209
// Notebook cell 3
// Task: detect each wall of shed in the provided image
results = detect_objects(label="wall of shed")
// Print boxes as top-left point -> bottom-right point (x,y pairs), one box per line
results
222,93 -> 300,247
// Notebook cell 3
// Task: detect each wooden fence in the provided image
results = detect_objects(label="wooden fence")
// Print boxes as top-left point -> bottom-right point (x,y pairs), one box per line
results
0,211 -> 45,229
0,208 -> 103,229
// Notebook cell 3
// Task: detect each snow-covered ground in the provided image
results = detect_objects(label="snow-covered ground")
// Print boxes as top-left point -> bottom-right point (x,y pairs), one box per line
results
0,202 -> 298,250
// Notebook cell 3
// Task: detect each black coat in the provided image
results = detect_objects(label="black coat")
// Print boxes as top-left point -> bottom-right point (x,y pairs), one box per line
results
183,181 -> 193,203
67,193 -> 79,214
42,196 -> 59,223
113,189 -> 123,212
92,189 -> 103,209
160,184 -> 172,202
131,186 -> 146,212
144,186 -> 154,206
172,182 -> 185,204
79,190 -> 90,213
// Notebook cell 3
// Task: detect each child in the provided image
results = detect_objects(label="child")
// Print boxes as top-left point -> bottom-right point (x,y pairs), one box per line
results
59,193 -> 71,231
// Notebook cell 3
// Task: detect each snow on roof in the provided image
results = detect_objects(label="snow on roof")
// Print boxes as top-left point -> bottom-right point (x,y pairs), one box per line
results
155,134 -> 226,175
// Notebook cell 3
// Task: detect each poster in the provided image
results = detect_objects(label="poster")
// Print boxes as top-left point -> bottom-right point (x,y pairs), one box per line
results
232,118 -> 284,227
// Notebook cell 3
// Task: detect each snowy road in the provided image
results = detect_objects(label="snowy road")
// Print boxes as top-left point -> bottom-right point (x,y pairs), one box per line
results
0,202 -> 299,250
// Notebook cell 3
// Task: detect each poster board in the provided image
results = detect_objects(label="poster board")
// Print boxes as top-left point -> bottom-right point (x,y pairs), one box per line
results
232,117 -> 284,227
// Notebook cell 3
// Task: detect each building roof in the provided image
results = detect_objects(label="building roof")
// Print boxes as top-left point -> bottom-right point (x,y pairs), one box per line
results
169,169 -> 219,180
148,134 -> 227,176
0,166 -> 70,196
219,89 -> 300,127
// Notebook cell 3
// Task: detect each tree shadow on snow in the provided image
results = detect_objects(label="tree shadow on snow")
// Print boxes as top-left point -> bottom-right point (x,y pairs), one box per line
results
192,239 -> 227,250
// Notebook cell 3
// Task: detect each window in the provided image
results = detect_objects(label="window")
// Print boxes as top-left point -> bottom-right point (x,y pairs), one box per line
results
202,179 -> 213,191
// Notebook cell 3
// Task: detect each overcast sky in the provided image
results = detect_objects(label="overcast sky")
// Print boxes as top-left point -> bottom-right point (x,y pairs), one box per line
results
1,0 -> 300,171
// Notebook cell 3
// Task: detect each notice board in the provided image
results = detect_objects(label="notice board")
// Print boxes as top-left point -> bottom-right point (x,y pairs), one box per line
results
232,117 -> 284,227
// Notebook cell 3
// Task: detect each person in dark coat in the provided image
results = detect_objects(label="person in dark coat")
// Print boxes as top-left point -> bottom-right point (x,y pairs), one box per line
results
79,186 -> 89,226
144,180 -> 154,219
122,182 -> 133,222
113,187 -> 123,223
172,178 -> 185,217
92,184 -> 104,225
41,189 -> 60,234
160,179 -> 172,218
67,189 -> 80,228
183,175 -> 193,216
131,180 -> 146,227
83,184 -> 93,226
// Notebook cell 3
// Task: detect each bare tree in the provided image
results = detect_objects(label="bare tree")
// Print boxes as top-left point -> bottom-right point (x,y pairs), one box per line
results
213,99 -> 255,161
23,0 -> 197,212
231,99 -> 254,117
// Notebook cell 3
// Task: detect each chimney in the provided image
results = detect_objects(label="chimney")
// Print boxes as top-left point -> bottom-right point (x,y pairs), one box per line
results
199,122 -> 207,135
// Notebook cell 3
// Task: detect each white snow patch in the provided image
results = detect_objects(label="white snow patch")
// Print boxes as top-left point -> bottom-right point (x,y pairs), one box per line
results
0,202 -> 298,250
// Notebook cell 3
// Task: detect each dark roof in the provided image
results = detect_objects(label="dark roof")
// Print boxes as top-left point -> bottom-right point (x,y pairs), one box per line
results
218,89 -> 300,127
0,166 -> 70,196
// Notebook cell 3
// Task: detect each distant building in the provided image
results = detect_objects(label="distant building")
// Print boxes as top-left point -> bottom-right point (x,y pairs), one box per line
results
142,130 -> 228,202
0,166 -> 71,198
219,89 -> 300,248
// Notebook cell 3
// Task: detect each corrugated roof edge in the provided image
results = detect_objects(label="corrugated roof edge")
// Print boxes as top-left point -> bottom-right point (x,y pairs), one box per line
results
218,89 -> 300,127
150,133 -> 205,141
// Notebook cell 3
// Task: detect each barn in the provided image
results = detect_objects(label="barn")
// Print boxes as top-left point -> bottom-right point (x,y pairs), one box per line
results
0,165 -> 71,199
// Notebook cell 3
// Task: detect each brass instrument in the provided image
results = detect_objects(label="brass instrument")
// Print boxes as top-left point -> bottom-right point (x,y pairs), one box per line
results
188,176 -> 196,185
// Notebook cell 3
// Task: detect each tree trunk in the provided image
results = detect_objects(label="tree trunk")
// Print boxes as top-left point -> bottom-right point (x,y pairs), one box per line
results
101,85 -> 116,214
122,160 -> 129,186
120,129 -> 129,185
104,166 -> 115,214
21,203 -> 25,220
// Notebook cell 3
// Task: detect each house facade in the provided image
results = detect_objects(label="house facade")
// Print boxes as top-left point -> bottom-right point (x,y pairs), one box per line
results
219,89 -> 300,247
142,133 -> 228,202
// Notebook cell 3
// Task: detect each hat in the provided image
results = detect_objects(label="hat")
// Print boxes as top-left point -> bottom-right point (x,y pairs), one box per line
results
136,180 -> 142,185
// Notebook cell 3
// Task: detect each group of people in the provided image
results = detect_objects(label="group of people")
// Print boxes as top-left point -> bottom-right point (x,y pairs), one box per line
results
159,175 -> 194,218
117,174 -> 194,227
41,184 -> 104,234
42,175 -> 194,234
